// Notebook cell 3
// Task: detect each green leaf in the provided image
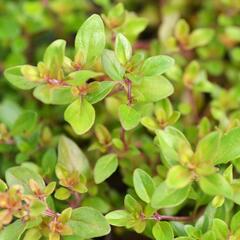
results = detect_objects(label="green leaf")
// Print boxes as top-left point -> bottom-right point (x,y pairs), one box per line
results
119,104 -> 141,130
75,14 -> 105,65
57,135 -> 90,176
55,187 -> 71,200
64,98 -> 95,135
82,196 -> 110,214
105,210 -> 130,226
212,218 -> 228,240
141,55 -> 175,77
115,33 -> 132,65
189,28 -> 214,48
43,39 -> 66,77
225,26 -> 240,41
175,238 -> 194,240
194,131 -> 221,163
86,81 -> 115,104
120,17 -> 148,42
67,70 -> 103,86
175,19 -> 190,41
11,110 -> 37,135
155,127 -> 191,167
231,210 -> 240,233
33,85 -> 74,105
30,199 -> 46,216
44,182 -> 56,196
199,173 -> 233,198
140,116 -> 158,131
23,228 -> 42,240
213,127 -> 240,164
201,231 -> 216,240
124,194 -> 142,213
151,182 -> 190,209
133,76 -> 174,102
185,225 -> 201,238
166,165 -> 192,189
102,49 -> 125,81
69,207 -> 110,238
5,166 -> 45,194
41,148 -> 57,177
133,168 -> 155,203
4,66 -> 40,90
23,229 -> 41,240
152,222 -> 174,240
94,153 -> 118,184
0,179 -> 7,192
0,220 -> 26,240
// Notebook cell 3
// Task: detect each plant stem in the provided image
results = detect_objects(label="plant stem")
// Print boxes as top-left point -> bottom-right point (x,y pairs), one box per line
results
126,79 -> 132,105
145,210 -> 203,223
121,127 -> 128,151
152,212 -> 192,222
44,208 -> 59,218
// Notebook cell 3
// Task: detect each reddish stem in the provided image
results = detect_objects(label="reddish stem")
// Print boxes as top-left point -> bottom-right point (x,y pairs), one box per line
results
44,208 -> 59,218
124,79 -> 132,105
121,127 -> 128,151
151,212 -> 192,222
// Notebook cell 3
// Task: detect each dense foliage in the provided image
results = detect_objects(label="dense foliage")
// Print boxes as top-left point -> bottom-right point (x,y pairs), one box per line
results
1,0 -> 240,239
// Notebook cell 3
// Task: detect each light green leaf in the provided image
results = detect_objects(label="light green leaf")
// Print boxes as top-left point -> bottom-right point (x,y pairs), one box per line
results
133,76 -> 174,102
41,148 -> 57,177
30,199 -> 46,216
189,29 -> 214,48
213,127 -> 240,164
5,166 -> 45,194
225,26 -> 240,42
67,70 -> 103,86
166,165 -> 192,189
0,220 -> 26,240
133,168 -> 155,203
64,98 -> 95,135
199,173 -> 233,198
43,39 -> 66,77
212,218 -> 229,240
155,127 -> 191,167
152,222 -> 174,240
23,229 -> 41,240
94,153 -> 118,184
57,135 -> 90,176
119,104 -> 140,130
55,187 -> 71,200
102,49 -> 125,81
69,207 -> 110,238
120,17 -> 148,42
201,231 -> 216,240
0,179 -> 7,192
33,85 -> 74,105
86,81 -> 115,104
115,33 -> 132,65
151,182 -> 190,209
82,196 -> 111,214
75,14 -> 105,65
231,211 -> 240,233
105,210 -> 130,226
124,194 -> 142,213
141,55 -> 175,77
175,19 -> 190,41
184,225 -> 201,238
195,131 -> 221,163
4,66 -> 40,90
11,110 -> 37,135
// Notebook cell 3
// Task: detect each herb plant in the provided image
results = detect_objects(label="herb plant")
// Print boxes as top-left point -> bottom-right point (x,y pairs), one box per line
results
1,1 -> 240,240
